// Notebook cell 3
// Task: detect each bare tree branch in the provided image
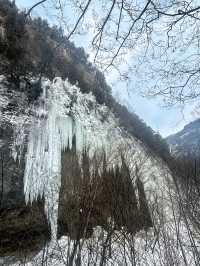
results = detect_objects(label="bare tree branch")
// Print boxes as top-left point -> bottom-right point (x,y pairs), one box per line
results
67,0 -> 92,40
105,0 -> 152,70
92,0 -> 116,62
150,1 -> 200,18
116,0 -> 124,41
25,0 -> 48,17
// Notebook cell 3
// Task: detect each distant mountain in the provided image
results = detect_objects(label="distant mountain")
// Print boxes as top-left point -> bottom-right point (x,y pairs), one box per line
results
166,119 -> 200,157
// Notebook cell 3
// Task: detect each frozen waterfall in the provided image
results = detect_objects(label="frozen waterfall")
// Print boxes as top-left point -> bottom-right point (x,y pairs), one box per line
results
24,78 -> 84,239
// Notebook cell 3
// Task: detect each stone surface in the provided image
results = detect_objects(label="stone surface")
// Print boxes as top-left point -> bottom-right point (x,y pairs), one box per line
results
0,122 -> 50,261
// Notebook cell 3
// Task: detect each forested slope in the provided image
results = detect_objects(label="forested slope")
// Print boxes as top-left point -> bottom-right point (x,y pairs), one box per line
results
0,0 -> 170,163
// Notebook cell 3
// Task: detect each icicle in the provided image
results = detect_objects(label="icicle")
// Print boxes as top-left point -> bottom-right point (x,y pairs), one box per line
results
23,78 -> 86,239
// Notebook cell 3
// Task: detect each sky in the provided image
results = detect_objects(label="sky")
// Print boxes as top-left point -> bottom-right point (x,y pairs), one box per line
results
15,0 -> 198,137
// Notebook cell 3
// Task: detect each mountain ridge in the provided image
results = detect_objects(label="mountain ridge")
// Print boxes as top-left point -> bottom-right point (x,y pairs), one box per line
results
166,118 -> 200,156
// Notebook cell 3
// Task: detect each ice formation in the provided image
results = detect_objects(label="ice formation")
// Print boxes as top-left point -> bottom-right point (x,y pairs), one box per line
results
24,78 -> 85,238
10,77 -> 173,239
22,77 -> 123,238
22,77 -> 138,238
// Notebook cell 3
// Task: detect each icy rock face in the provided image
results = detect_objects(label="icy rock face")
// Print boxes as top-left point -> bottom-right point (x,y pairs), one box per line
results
20,77 -> 174,241
1,77 -> 172,239
21,78 -> 127,237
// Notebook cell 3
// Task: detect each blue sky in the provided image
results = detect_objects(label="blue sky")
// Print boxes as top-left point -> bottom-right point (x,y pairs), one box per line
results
16,0 -> 197,137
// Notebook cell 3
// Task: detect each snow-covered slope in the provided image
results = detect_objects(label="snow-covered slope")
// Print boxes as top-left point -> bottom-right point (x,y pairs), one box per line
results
0,76 -> 199,265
